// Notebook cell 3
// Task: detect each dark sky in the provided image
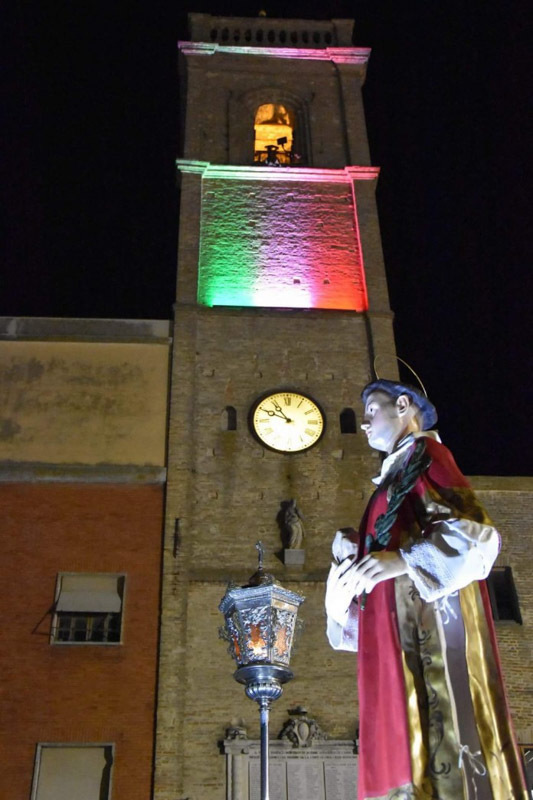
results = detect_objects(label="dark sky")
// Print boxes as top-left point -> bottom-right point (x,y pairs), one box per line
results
3,1 -> 531,475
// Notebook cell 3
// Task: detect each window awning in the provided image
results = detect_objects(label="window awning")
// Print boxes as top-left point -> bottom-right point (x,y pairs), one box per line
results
56,575 -> 122,613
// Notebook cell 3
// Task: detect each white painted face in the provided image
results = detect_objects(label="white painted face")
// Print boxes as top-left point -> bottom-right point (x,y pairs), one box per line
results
360,390 -> 407,454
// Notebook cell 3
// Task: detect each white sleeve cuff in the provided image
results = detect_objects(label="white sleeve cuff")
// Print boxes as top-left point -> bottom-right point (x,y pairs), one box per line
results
326,601 -> 359,652
400,519 -> 500,602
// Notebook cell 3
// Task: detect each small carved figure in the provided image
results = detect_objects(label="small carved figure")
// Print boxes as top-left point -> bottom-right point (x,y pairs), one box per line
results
278,706 -> 327,748
279,499 -> 305,549
226,723 -> 248,741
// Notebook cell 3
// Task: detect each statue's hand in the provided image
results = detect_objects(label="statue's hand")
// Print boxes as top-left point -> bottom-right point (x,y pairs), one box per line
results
349,551 -> 407,596
332,529 -> 358,563
325,557 -> 358,623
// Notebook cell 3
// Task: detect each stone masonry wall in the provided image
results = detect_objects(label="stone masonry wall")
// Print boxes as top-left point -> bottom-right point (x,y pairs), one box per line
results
180,50 -> 370,168
154,304 -> 397,800
471,478 -> 533,745
198,177 -> 366,311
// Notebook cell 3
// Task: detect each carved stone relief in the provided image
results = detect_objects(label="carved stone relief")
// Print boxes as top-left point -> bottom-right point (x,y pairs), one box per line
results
223,709 -> 357,800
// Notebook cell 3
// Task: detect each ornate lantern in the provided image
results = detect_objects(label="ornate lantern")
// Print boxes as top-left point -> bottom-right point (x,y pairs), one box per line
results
219,542 -> 304,800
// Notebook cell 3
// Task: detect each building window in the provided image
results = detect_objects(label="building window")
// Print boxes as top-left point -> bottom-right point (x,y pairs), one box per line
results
32,744 -> 113,800
52,574 -> 125,644
254,103 -> 295,166
487,566 -> 522,624
340,408 -> 357,434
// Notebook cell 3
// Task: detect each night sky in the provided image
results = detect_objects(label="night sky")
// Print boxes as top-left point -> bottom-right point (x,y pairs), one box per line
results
4,1 -> 531,475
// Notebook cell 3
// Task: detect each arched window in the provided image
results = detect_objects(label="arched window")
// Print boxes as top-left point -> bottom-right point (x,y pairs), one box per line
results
340,408 -> 357,434
254,103 -> 295,166
222,406 -> 237,431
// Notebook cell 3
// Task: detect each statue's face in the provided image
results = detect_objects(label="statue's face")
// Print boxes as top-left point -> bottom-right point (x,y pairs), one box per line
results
361,391 -> 406,454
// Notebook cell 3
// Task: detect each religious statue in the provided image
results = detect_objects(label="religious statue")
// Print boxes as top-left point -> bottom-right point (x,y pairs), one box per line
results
325,377 -> 528,800
279,499 -> 305,549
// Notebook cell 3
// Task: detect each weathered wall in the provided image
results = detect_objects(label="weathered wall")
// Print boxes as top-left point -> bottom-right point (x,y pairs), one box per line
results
0,328 -> 170,466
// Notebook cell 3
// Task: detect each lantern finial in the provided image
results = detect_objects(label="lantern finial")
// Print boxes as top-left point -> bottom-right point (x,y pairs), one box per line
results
256,541 -> 264,570
247,541 -> 274,586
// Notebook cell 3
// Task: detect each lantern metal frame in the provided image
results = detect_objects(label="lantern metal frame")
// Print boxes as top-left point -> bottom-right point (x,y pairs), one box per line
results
219,543 -> 304,800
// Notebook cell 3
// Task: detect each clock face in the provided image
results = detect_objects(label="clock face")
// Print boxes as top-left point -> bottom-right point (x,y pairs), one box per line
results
250,391 -> 325,453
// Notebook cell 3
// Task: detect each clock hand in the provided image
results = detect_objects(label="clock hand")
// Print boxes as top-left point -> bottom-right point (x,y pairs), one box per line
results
259,406 -> 288,420
271,401 -> 291,421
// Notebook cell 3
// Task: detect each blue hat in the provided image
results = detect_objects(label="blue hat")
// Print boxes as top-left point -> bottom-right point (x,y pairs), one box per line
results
361,379 -> 438,430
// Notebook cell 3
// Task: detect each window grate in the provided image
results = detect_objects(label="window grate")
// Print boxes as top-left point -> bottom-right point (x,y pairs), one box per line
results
54,612 -> 121,643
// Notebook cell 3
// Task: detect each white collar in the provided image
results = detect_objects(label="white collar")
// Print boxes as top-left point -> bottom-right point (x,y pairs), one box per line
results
371,430 -> 441,486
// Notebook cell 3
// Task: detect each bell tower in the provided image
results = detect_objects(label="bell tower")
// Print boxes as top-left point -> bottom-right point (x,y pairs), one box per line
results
155,14 -> 396,799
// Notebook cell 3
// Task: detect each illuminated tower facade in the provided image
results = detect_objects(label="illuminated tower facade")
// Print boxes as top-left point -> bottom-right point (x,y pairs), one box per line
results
155,14 -> 397,799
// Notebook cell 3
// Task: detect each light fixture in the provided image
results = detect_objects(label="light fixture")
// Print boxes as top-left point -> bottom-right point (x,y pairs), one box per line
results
219,542 -> 304,800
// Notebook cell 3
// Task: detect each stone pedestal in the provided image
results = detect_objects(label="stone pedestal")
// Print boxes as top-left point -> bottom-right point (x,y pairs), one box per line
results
282,549 -> 305,567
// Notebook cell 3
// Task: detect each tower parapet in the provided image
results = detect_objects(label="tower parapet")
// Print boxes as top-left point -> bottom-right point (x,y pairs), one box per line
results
188,13 -> 355,49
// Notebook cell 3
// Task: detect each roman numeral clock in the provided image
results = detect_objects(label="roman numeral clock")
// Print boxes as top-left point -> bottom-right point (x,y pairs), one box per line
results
155,13 -> 397,800
250,391 -> 325,453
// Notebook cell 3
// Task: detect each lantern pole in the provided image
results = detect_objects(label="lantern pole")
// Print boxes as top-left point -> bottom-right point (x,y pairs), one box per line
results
235,663 -> 292,800
259,697 -> 269,800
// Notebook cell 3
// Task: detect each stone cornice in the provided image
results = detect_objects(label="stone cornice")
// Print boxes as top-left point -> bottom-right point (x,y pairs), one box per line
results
176,160 -> 380,183
178,41 -> 370,66
469,476 -> 533,492
0,316 -> 171,343
0,462 -> 167,484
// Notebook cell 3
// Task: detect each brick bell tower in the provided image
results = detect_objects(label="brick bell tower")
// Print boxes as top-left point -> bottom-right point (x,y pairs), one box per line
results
155,14 -> 397,799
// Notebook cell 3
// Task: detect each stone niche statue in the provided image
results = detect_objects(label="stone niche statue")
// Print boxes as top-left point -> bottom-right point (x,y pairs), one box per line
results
278,500 -> 306,566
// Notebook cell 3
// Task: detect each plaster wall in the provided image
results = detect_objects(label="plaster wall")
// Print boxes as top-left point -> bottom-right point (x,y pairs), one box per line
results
0,339 -> 169,466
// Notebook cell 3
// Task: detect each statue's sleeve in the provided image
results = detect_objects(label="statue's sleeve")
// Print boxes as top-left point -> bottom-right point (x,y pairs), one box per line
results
325,530 -> 359,651
399,440 -> 500,602
326,598 -> 359,651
